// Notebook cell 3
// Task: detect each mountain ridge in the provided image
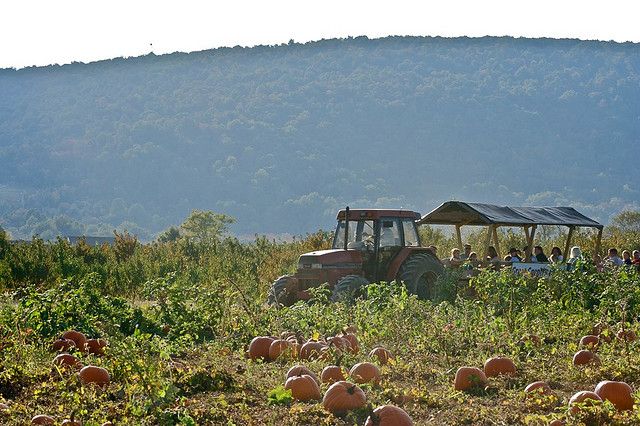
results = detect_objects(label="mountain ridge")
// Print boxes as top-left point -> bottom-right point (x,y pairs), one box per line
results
1,35 -> 638,239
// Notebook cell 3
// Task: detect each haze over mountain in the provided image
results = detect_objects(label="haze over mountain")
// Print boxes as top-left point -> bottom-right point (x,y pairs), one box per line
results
1,36 -> 639,240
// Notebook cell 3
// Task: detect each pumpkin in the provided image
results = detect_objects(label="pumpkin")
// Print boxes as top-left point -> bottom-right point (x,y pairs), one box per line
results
86,338 -> 107,356
572,350 -> 599,367
594,380 -> 634,411
341,333 -> 359,354
79,365 -> 110,386
286,365 -> 320,384
31,415 -> 55,425
579,335 -> 599,348
592,321 -> 608,335
364,404 -> 414,426
62,330 -> 87,352
321,365 -> 346,384
369,347 -> 393,366
53,353 -> 81,368
61,419 -> 82,426
300,340 -> 328,360
280,331 -> 297,341
568,390 -> 601,414
349,362 -> 381,384
268,339 -> 292,360
248,336 -> 275,361
454,367 -> 487,391
548,420 -> 565,426
327,336 -> 350,352
101,422 -> 114,426
616,329 -> 638,342
483,357 -> 516,377
322,381 -> 367,415
524,381 -> 552,397
51,338 -> 76,352
284,374 -> 322,401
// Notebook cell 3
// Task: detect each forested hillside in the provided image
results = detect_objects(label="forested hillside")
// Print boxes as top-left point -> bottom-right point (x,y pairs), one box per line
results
1,36 -> 638,240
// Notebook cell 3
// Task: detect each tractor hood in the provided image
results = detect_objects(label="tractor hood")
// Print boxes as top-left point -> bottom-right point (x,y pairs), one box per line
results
298,249 -> 363,270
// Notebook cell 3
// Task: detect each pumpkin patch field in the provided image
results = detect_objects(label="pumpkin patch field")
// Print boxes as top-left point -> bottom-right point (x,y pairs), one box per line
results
1,232 -> 640,425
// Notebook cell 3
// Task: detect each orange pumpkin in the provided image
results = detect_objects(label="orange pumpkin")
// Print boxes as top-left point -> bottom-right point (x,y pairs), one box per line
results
454,367 -> 487,391
248,336 -> 275,361
369,347 -> 393,365
327,336 -> 350,352
78,365 -> 110,386
572,350 -> 599,367
31,415 -> 55,425
286,365 -> 320,384
349,362 -> 381,384
284,374 -> 322,401
524,381 -> 552,397
341,333 -> 359,354
61,419 -> 82,426
53,353 -> 81,368
594,380 -> 634,411
579,335 -> 599,348
321,365 -> 346,384
568,390 -> 601,414
483,357 -> 516,377
51,338 -> 76,352
101,422 -> 113,426
86,338 -> 107,356
616,329 -> 638,342
300,340 -> 328,360
548,420 -> 565,426
268,339 -> 292,361
62,330 -> 87,352
322,381 -> 367,415
364,405 -> 414,426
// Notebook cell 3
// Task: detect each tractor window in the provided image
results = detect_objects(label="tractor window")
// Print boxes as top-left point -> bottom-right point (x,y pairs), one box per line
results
333,220 -> 375,250
402,219 -> 420,246
379,218 -> 401,248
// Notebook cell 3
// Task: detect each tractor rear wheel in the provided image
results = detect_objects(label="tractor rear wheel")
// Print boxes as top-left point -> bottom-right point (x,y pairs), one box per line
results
267,275 -> 297,306
398,252 -> 444,300
331,275 -> 369,303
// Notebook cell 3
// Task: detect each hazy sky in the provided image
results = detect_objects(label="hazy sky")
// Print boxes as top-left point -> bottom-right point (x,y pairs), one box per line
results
2,0 -> 639,69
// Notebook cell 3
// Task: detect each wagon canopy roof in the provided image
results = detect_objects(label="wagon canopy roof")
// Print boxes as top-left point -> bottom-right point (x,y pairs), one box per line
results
418,201 -> 603,229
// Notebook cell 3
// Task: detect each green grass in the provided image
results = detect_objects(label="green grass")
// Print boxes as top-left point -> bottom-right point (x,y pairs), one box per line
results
1,234 -> 640,425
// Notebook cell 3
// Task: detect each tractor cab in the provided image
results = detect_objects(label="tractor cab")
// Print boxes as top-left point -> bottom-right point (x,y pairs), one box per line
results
332,209 -> 421,283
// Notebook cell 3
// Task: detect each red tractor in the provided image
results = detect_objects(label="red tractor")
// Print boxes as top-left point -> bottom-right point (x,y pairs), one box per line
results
268,207 -> 444,305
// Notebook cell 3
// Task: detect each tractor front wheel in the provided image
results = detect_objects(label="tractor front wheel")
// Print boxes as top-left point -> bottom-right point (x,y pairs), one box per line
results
331,275 -> 369,303
398,253 -> 444,300
267,275 -> 297,306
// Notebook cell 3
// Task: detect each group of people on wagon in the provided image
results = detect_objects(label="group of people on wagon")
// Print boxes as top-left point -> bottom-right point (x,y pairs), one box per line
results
445,243 -> 640,271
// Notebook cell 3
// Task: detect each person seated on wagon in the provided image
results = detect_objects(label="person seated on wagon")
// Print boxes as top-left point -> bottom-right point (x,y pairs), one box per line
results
622,250 -> 632,266
523,246 -> 537,262
486,246 -> 499,262
508,247 -> 521,262
449,248 -> 463,267
604,248 -> 624,266
632,250 -> 640,266
460,244 -> 472,260
534,246 -> 548,262
550,246 -> 564,262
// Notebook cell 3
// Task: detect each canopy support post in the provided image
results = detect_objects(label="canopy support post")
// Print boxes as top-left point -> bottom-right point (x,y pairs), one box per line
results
563,226 -> 575,261
525,225 -> 537,262
595,227 -> 603,258
455,225 -> 463,251
492,226 -> 501,258
484,225 -> 494,259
